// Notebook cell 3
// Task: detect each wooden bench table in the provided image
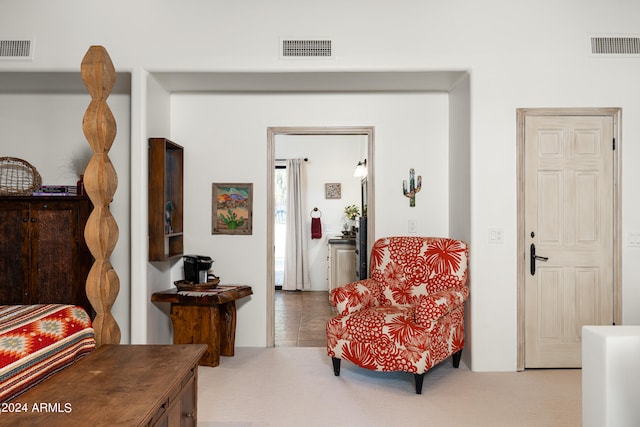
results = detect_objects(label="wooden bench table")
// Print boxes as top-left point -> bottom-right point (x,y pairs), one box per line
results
4,344 -> 206,427
151,285 -> 253,367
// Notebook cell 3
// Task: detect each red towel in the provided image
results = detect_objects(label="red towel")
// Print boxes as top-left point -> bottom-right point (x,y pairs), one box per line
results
311,217 -> 322,239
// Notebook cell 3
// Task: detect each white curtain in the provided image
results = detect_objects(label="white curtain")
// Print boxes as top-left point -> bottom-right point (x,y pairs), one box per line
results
284,159 -> 311,290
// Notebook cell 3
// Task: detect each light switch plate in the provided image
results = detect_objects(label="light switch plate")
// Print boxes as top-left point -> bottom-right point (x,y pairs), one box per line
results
488,227 -> 504,244
408,219 -> 417,233
628,232 -> 640,247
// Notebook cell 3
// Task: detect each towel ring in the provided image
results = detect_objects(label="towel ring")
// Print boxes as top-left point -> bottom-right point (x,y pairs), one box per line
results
310,207 -> 322,218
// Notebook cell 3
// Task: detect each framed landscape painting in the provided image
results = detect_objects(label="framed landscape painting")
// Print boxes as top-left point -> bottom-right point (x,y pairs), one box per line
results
212,183 -> 253,235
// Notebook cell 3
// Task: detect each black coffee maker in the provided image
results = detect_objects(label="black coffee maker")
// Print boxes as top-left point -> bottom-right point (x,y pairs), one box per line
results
183,255 -> 214,284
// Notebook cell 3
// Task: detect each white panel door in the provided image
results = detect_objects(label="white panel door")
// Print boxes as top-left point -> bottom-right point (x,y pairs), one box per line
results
524,115 -> 614,368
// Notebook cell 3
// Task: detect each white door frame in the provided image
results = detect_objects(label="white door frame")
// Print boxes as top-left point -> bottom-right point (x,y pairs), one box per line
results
516,108 -> 622,371
266,126 -> 375,347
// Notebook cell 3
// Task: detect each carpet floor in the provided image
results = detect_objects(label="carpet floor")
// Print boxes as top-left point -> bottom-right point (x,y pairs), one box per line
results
197,347 -> 581,427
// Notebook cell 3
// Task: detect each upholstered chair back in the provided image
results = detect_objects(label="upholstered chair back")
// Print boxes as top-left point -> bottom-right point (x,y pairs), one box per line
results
368,236 -> 468,306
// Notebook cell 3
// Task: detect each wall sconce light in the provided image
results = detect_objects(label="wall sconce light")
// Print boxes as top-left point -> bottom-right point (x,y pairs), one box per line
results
354,159 -> 367,177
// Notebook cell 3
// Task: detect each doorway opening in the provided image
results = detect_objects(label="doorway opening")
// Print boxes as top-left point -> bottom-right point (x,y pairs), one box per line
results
267,126 -> 375,347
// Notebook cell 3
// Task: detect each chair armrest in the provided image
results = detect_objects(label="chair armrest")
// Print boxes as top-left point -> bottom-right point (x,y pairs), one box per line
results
329,279 -> 382,315
414,286 -> 469,327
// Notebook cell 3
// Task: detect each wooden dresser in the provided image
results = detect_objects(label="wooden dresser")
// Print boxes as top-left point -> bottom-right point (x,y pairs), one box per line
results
4,344 -> 206,427
0,196 -> 93,316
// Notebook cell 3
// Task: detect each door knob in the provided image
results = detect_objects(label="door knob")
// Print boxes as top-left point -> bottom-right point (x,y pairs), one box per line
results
530,243 -> 549,275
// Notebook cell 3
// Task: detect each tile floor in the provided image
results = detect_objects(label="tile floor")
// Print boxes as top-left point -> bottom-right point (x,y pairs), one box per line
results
275,290 -> 336,347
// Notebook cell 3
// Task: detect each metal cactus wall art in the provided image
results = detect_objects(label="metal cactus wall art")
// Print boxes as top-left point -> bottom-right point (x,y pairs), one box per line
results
402,168 -> 422,207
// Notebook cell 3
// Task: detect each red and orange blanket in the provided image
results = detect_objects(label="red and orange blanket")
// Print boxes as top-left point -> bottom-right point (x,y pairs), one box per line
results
0,305 -> 95,402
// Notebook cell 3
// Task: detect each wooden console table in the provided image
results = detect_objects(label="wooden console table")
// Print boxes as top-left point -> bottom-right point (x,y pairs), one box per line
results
4,344 -> 206,426
151,285 -> 253,367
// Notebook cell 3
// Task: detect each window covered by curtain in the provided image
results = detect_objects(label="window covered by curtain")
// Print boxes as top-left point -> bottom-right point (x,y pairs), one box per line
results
283,159 -> 311,290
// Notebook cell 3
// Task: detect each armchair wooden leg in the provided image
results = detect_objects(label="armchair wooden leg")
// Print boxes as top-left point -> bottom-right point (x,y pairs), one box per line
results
452,349 -> 462,368
332,357 -> 341,376
414,373 -> 425,394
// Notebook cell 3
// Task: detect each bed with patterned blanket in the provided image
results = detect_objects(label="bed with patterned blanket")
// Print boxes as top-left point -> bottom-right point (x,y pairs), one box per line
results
0,305 -> 96,402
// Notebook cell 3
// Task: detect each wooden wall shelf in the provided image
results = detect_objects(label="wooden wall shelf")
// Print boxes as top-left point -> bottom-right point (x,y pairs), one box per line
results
148,138 -> 184,261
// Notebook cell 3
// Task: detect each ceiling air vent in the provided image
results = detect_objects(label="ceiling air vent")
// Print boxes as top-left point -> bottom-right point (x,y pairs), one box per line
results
281,39 -> 333,59
0,39 -> 34,61
590,35 -> 640,56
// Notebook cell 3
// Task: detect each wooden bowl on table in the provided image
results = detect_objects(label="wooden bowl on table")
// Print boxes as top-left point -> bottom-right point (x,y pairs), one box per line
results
174,277 -> 220,291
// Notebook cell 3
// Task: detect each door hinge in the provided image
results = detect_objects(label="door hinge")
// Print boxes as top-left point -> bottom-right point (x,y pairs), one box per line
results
613,138 -> 616,150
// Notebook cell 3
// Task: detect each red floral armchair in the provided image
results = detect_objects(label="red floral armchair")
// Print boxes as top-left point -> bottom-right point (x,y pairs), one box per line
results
326,236 -> 469,394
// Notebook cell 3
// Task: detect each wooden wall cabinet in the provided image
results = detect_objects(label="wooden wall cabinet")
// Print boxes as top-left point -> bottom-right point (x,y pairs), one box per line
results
0,196 -> 93,315
149,138 -> 184,261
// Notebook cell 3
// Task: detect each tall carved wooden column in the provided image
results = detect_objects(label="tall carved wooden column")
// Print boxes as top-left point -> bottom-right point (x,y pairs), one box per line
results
81,46 -> 121,346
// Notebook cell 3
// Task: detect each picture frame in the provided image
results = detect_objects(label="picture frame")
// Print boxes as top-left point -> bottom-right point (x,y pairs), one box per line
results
212,183 -> 253,235
325,183 -> 342,199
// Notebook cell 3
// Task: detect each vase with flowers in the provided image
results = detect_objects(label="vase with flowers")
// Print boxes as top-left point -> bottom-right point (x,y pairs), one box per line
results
342,204 -> 360,237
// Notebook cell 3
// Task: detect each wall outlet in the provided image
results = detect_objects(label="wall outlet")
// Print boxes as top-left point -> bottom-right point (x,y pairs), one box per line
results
488,227 -> 504,244
408,219 -> 417,233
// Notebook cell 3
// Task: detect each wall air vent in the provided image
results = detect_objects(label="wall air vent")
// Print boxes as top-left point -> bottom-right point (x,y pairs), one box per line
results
0,39 -> 34,61
590,35 -> 640,56
281,39 -> 333,59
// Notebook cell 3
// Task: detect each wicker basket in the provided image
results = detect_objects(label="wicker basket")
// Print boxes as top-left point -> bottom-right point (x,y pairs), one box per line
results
0,157 -> 42,196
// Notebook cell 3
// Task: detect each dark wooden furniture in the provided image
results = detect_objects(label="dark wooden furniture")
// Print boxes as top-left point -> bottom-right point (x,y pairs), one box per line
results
149,137 -> 184,261
355,217 -> 368,280
0,196 -> 93,316
151,286 -> 253,367
4,344 -> 206,427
